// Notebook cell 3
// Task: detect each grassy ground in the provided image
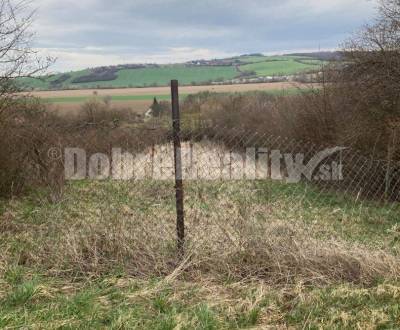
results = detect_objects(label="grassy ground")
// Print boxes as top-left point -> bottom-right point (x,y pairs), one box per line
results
2,272 -> 399,329
18,69 -> 90,90
114,66 -> 238,88
44,94 -> 177,103
240,59 -> 322,76
233,55 -> 317,64
1,178 -> 399,329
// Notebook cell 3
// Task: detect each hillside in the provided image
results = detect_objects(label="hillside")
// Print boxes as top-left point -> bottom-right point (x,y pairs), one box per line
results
17,54 -> 327,91
285,51 -> 343,61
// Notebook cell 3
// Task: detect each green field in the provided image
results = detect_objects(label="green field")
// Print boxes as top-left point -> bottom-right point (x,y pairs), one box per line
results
240,58 -> 323,76
235,55 -> 309,63
18,55 -> 325,91
45,94 -> 176,103
19,65 -> 238,91
114,66 -> 237,87
44,88 -> 303,104
19,69 -> 91,90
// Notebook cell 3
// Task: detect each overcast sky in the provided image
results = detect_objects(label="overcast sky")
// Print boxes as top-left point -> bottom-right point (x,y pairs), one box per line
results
32,0 -> 378,72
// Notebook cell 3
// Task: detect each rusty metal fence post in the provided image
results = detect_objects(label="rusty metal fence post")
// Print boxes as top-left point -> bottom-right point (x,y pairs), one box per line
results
171,80 -> 185,252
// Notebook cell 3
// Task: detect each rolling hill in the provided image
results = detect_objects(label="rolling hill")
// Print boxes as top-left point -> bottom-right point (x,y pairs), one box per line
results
18,54 -> 328,91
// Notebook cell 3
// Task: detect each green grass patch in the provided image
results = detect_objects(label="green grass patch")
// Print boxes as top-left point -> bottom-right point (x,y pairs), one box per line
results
114,65 -> 238,88
286,283 -> 400,329
240,58 -> 322,76
18,69 -> 90,90
235,55 -> 313,64
45,94 -> 175,103
1,275 -> 399,329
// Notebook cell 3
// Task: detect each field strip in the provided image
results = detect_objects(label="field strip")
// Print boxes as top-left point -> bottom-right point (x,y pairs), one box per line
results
45,88 -> 306,104
34,82 -> 315,115
25,82 -> 312,99
45,94 -> 179,103
45,89 -> 302,104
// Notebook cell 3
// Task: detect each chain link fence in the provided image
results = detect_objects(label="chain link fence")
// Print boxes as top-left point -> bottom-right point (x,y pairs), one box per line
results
67,115 -> 400,265
6,99 -> 399,281
67,115 -> 397,281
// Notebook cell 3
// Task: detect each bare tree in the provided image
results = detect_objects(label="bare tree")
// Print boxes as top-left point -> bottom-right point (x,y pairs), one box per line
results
326,0 -> 400,192
341,0 -> 400,119
0,0 -> 53,114
380,0 -> 400,27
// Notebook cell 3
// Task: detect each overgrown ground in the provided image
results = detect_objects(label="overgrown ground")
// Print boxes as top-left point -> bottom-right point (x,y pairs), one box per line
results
1,179 -> 399,329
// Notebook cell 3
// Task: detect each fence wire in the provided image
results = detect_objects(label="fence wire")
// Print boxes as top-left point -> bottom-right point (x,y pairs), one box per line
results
28,116 -> 398,278
70,117 -> 399,253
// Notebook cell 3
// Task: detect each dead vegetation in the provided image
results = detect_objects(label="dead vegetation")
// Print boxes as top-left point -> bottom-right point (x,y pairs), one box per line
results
0,95 -> 172,199
1,169 -> 400,328
1,180 -> 399,289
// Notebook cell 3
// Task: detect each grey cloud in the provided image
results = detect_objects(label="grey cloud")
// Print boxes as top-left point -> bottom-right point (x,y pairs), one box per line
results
32,0 -> 377,70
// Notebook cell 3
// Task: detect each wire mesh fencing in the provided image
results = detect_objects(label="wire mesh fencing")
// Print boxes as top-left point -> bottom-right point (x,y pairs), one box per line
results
5,82 -> 400,281
124,119 -> 400,203
70,118 -> 399,238
27,114 -> 399,279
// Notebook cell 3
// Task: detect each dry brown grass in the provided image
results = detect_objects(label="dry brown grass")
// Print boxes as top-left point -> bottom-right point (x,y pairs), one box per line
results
1,180 -> 399,287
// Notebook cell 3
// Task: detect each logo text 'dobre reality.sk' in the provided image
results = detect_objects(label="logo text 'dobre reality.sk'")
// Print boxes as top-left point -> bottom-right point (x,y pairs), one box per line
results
64,145 -> 345,183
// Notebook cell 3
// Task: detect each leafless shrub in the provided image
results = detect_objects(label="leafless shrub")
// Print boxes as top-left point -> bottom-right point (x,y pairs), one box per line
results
324,0 -> 400,158
0,0 -> 55,198
79,97 -> 135,124
0,98 -> 66,199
